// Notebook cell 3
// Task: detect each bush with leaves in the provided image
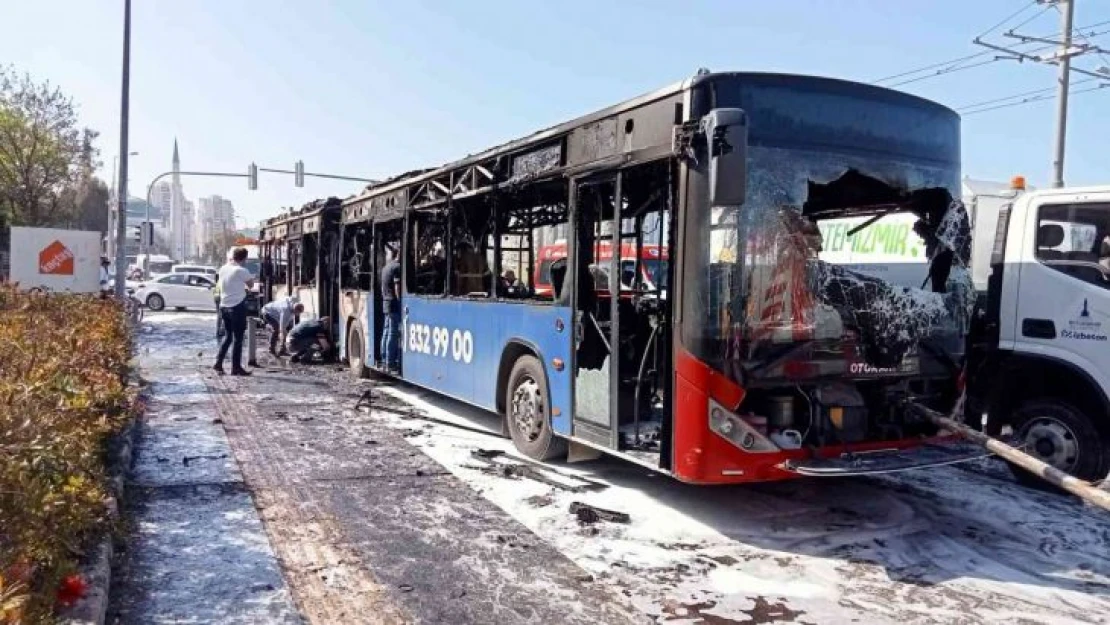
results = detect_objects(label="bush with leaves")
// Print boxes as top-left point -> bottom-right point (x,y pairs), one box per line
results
0,285 -> 136,624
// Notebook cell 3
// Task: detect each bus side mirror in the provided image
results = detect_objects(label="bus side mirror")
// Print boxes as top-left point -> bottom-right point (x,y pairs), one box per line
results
703,108 -> 748,207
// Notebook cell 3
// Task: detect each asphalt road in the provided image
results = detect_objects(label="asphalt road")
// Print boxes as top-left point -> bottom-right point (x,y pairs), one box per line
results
113,312 -> 1110,625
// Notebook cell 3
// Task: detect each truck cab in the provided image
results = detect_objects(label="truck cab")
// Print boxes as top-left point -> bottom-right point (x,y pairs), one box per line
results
968,184 -> 1110,481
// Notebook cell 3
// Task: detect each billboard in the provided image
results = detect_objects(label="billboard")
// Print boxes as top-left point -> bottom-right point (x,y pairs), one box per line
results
8,227 -> 102,293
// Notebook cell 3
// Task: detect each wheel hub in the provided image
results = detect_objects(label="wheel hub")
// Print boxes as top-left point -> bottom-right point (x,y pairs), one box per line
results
510,377 -> 544,442
1020,417 -> 1080,472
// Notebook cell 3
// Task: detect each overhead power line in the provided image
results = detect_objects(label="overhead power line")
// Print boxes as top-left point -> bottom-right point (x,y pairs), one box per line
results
960,82 -> 1108,115
872,1 -> 1060,87
955,77 -> 1098,110
977,0 -> 1041,38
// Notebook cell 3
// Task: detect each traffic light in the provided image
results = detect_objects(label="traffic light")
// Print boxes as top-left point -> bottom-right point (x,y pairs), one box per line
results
132,225 -> 142,243
248,162 -> 258,190
142,222 -> 154,246
294,160 -> 305,187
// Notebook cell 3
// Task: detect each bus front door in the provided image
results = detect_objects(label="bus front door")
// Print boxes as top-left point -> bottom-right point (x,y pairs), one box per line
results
570,176 -> 621,449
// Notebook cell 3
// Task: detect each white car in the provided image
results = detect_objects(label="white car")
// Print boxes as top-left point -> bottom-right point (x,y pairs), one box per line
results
171,264 -> 218,277
135,272 -> 217,312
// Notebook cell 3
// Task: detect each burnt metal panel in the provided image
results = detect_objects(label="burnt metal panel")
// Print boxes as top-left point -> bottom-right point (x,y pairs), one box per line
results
616,94 -> 684,157
567,117 -> 618,168
510,143 -> 562,180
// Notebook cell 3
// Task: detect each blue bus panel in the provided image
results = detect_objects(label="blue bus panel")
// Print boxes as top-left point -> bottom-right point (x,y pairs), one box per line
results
374,298 -> 574,436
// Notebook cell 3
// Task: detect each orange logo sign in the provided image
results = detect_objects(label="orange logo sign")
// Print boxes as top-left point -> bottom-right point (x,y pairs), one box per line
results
39,240 -> 75,275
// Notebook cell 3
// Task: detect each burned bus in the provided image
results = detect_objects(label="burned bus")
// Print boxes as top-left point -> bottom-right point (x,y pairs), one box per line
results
259,197 -> 343,324
328,71 -> 976,483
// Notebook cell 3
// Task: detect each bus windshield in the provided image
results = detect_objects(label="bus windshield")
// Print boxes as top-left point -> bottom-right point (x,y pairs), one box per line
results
682,77 -> 967,383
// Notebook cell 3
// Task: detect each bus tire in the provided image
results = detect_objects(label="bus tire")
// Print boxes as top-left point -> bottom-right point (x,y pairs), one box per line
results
506,355 -> 566,461
347,323 -> 369,379
1008,400 -> 1108,486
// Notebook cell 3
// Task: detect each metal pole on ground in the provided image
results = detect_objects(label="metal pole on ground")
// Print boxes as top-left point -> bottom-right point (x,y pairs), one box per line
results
911,403 -> 1110,512
247,317 -> 259,368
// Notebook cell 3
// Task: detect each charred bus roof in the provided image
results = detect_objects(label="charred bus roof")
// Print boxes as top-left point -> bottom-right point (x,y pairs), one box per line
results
260,196 -> 342,241
340,71 -> 959,224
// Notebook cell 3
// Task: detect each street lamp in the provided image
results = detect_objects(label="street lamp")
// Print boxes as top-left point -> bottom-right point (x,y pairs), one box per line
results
111,151 -> 139,197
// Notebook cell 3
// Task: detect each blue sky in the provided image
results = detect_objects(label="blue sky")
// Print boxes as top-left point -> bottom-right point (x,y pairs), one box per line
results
3,0 -> 1107,225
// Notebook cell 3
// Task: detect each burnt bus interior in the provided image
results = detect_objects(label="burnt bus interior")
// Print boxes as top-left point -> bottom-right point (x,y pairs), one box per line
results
259,218 -> 289,303
716,173 -> 967,448
336,140 -> 679,460
260,198 -> 343,328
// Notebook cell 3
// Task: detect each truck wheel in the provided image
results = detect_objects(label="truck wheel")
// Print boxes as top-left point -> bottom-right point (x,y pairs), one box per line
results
1008,400 -> 1108,484
505,355 -> 566,461
146,293 -> 165,311
347,323 -> 369,379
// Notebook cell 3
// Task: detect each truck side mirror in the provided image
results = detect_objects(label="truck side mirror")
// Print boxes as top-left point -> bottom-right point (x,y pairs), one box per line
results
702,108 -> 748,207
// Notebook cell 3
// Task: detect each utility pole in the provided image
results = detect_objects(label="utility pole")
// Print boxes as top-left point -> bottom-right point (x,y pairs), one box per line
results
112,0 -> 132,296
1051,0 -> 1075,188
973,0 -> 1110,188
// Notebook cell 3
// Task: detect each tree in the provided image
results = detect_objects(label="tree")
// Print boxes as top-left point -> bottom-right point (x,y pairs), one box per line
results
0,66 -> 102,229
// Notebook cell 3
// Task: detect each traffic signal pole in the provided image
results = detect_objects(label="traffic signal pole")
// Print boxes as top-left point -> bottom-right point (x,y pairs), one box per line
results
138,164 -> 377,276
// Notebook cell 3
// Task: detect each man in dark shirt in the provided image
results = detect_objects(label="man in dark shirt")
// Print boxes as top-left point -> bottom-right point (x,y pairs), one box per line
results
380,248 -> 402,373
286,316 -> 331,364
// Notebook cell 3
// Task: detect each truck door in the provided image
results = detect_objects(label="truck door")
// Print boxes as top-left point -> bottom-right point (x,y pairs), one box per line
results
1012,194 -> 1110,390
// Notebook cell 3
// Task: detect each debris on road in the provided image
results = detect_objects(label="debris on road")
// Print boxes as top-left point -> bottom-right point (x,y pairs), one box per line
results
569,501 -> 631,525
182,453 -> 227,466
467,449 -> 607,494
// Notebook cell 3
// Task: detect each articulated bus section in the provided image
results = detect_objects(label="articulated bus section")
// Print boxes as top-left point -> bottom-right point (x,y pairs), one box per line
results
260,71 -> 981,484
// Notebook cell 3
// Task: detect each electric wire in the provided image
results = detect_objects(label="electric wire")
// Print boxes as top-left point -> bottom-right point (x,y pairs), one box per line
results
960,83 -> 1108,115
954,77 -> 1097,111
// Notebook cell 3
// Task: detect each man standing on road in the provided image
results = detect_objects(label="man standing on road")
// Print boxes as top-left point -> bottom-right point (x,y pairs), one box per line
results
260,294 -> 303,356
380,247 -> 402,374
214,247 -> 255,376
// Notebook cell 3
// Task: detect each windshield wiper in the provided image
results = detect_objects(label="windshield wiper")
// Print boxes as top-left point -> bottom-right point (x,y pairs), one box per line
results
845,204 -> 907,238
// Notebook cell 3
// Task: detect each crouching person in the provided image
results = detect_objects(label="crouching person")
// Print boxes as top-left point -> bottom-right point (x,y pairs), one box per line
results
261,295 -> 303,356
286,316 -> 331,364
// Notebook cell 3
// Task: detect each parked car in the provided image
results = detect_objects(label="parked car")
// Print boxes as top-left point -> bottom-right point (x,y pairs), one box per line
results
134,272 -> 217,312
171,263 -> 218,277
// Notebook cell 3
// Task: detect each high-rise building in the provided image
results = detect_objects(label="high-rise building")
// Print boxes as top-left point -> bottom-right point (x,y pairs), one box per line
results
151,181 -> 172,228
196,194 -> 236,261
182,199 -> 196,260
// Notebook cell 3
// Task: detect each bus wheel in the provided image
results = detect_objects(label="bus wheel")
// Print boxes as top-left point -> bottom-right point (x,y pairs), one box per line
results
506,355 -> 566,461
347,323 -> 369,379
1009,400 -> 1108,485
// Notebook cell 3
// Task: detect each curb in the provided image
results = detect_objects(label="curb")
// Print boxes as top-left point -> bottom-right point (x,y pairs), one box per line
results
57,403 -> 142,625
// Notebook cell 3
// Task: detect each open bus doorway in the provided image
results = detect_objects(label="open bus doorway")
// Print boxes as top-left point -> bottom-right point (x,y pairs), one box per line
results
569,162 -> 675,461
374,220 -> 404,372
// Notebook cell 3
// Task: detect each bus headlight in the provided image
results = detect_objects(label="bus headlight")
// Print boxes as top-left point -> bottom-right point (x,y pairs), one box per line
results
708,399 -> 779,453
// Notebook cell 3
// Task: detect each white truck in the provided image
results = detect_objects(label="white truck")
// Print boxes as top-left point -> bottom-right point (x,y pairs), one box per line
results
818,179 -> 1109,482
965,183 -> 1110,483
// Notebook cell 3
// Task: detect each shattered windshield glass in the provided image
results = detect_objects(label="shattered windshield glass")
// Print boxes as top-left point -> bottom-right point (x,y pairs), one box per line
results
685,145 -> 972,383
